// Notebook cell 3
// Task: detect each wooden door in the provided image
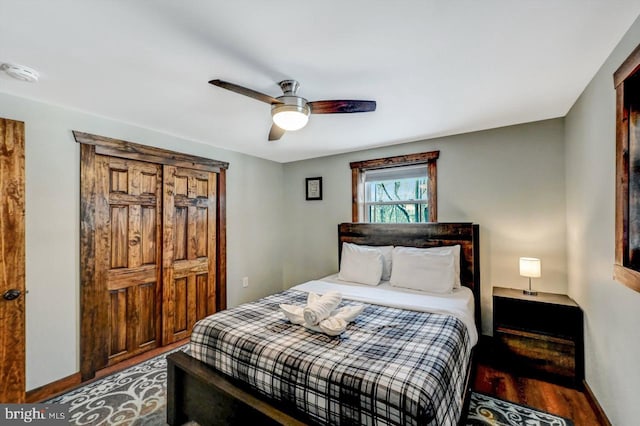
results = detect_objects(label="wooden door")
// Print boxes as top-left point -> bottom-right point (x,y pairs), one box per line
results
79,132 -> 228,379
162,165 -> 217,344
95,156 -> 163,365
0,119 -> 25,402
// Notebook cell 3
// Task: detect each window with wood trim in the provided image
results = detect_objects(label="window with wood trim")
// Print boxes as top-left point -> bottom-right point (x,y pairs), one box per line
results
350,151 -> 438,223
614,42 -> 640,293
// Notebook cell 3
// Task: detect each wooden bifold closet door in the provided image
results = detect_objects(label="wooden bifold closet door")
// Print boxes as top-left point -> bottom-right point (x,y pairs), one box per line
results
95,156 -> 163,364
162,165 -> 217,345
78,132 -> 228,379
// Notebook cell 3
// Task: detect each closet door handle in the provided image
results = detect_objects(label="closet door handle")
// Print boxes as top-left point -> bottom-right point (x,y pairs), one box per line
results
2,289 -> 21,301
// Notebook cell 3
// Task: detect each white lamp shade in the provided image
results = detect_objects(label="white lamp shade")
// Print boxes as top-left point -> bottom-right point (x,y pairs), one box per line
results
519,257 -> 541,278
272,110 -> 309,131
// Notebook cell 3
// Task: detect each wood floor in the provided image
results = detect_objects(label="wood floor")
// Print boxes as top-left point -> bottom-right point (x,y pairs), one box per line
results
473,361 -> 603,426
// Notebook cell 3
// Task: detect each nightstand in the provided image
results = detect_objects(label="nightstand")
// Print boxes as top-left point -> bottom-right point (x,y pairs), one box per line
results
492,286 -> 584,387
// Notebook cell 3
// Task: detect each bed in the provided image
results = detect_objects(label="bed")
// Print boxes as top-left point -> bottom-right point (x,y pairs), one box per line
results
167,222 -> 480,426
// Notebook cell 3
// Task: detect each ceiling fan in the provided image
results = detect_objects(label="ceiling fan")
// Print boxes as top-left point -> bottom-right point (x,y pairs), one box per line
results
209,79 -> 376,141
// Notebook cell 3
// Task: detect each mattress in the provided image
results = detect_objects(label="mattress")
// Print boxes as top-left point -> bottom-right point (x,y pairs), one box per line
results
190,278 -> 475,425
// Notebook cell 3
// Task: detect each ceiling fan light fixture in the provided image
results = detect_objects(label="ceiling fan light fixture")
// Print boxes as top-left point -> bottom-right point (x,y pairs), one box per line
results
209,79 -> 376,141
272,109 -> 309,131
271,100 -> 310,131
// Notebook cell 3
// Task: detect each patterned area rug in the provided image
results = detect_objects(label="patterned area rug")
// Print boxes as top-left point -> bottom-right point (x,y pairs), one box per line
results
467,392 -> 574,426
45,346 -> 187,425
46,348 -> 573,426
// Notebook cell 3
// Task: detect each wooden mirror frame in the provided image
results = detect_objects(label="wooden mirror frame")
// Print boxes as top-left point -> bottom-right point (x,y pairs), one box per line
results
614,42 -> 640,293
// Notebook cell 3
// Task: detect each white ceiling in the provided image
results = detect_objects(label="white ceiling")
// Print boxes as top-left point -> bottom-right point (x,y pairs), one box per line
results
1,1 -> 639,163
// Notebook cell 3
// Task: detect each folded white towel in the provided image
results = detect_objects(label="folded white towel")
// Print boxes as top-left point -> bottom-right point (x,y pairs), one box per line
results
303,291 -> 342,326
330,305 -> 366,322
279,304 -> 305,325
280,292 -> 325,325
318,316 -> 348,336
280,292 -> 365,336
307,292 -> 320,305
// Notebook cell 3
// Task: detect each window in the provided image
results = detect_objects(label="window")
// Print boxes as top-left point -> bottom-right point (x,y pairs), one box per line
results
364,165 -> 429,222
614,41 -> 640,293
350,151 -> 438,223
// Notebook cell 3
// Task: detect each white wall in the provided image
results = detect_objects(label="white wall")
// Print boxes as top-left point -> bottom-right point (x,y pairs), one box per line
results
0,92 -> 285,391
283,119 -> 567,335
565,15 -> 640,425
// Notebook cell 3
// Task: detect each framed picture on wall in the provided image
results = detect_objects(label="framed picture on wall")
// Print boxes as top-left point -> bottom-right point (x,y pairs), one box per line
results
306,177 -> 322,201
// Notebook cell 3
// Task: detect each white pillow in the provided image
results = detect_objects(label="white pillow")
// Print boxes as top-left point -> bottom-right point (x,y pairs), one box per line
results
390,246 -> 456,293
358,245 -> 393,281
338,242 -> 384,285
393,245 -> 461,287
423,245 -> 461,288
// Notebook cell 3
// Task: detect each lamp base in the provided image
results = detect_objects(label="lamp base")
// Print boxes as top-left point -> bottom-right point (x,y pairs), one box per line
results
523,289 -> 538,296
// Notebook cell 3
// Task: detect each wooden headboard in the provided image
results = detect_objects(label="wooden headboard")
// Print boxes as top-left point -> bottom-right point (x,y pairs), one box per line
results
338,222 -> 481,329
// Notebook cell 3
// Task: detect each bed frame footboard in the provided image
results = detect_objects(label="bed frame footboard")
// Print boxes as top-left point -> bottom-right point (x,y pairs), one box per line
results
167,350 -> 309,426
167,349 -> 475,426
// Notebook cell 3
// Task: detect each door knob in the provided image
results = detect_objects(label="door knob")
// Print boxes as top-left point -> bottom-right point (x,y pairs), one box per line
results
2,289 -> 21,301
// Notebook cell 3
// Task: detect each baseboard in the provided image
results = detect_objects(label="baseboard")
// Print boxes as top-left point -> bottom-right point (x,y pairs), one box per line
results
26,372 -> 82,403
96,338 -> 188,379
582,380 -> 611,426
25,338 -> 188,403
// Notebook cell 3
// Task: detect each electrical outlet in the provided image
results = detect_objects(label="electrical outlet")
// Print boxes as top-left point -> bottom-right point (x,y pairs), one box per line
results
242,277 -> 249,288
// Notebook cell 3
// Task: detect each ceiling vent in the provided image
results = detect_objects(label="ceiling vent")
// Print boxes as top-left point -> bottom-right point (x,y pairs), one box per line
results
1,63 -> 39,83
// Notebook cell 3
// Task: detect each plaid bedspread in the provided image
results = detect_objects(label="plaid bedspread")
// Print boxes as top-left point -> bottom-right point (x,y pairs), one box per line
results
190,289 -> 472,426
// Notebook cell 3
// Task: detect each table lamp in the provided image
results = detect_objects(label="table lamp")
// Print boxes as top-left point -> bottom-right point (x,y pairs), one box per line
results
519,257 -> 540,296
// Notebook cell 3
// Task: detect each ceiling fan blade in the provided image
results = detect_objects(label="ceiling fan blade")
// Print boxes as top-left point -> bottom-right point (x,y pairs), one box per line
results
268,124 -> 285,141
209,79 -> 283,105
308,100 -> 376,114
